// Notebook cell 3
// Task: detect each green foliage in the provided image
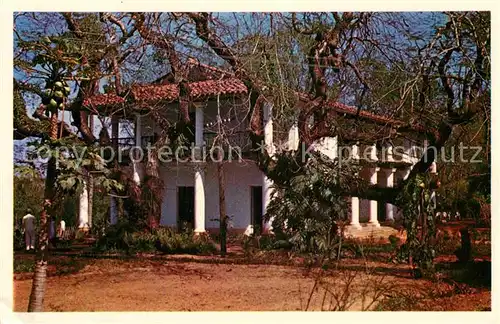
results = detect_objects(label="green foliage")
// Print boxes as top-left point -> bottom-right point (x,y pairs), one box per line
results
50,142 -> 123,195
388,234 -> 400,247
56,196 -> 78,227
90,188 -> 111,235
125,232 -> 158,253
14,256 -> 85,276
375,294 -> 420,311
13,228 -> 25,251
241,233 -> 292,254
395,173 -> 438,274
94,220 -> 137,252
14,258 -> 35,273
13,86 -> 50,135
265,153 -> 358,257
154,228 -> 217,255
94,222 -> 217,255
13,172 -> 44,226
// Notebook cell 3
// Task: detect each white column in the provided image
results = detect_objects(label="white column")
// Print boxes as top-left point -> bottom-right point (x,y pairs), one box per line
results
350,196 -> 362,229
263,102 -> 275,155
263,102 -> 275,233
78,179 -> 89,229
194,106 -> 206,233
132,114 -> 142,185
194,166 -> 206,233
369,143 -> 378,161
430,161 -> 438,210
109,196 -> 118,225
330,136 -> 338,160
288,122 -> 299,151
368,167 -> 380,227
385,168 -> 396,222
349,143 -> 361,229
263,176 -> 274,233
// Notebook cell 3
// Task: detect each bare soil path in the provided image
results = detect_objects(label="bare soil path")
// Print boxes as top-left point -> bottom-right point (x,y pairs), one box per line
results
13,255 -> 490,312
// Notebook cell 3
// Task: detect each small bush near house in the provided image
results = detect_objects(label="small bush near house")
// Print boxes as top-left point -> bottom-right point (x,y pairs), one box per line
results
94,222 -> 217,255
126,231 -> 157,253
388,234 -> 400,247
94,221 -> 137,252
13,228 -> 25,251
155,228 -> 217,255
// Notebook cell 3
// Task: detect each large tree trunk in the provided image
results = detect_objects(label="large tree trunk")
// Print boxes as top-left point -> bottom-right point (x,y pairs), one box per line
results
87,115 -> 94,229
87,173 -> 94,229
217,155 -> 227,256
145,148 -> 162,230
111,115 -> 124,221
27,112 -> 58,312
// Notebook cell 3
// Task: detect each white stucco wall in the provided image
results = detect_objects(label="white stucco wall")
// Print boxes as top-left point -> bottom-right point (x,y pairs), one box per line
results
313,136 -> 338,160
159,160 -> 265,230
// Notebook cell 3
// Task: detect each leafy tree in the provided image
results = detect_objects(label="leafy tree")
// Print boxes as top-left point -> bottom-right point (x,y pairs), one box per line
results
14,13 -> 124,311
14,12 -> 490,285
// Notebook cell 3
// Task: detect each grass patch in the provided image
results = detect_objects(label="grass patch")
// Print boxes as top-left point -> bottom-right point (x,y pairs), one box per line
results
14,258 -> 34,273
375,295 -> 421,311
14,256 -> 87,276
52,257 -> 86,276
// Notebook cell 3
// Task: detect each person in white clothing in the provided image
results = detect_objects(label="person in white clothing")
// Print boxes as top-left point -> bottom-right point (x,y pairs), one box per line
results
22,209 -> 35,251
58,219 -> 66,239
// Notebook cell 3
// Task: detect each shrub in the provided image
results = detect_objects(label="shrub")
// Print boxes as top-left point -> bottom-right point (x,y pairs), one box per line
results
127,231 -> 157,253
14,258 -> 35,273
265,154 -> 354,257
13,228 -> 24,251
94,223 -> 217,255
94,221 -> 137,252
155,228 -> 216,255
388,235 -> 400,247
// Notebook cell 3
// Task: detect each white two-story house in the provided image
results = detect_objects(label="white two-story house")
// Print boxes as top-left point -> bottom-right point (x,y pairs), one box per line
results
80,58 -> 433,235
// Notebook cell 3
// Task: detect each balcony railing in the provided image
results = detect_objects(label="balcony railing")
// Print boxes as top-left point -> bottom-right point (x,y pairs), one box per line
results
113,132 -> 254,152
203,131 -> 253,152
113,136 -> 158,150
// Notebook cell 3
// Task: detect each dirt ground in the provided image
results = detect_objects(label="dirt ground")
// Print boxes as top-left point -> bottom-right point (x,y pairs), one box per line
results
15,258 -> 316,311
13,255 -> 491,312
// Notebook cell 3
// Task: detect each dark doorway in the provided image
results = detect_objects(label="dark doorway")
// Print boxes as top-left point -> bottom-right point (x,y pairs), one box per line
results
378,201 -> 385,223
251,186 -> 263,234
178,186 -> 195,231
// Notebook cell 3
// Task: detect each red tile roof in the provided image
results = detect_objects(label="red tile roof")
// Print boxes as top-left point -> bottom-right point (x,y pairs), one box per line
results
131,84 -> 179,101
109,78 -> 247,103
83,94 -> 125,107
296,92 -> 403,126
81,60 -> 422,132
83,83 -> 407,126
188,78 -> 247,98
326,101 -> 403,126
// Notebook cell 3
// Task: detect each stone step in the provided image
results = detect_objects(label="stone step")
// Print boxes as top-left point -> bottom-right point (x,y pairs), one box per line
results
343,224 -> 402,240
